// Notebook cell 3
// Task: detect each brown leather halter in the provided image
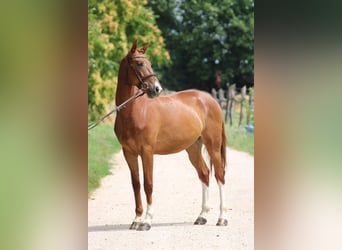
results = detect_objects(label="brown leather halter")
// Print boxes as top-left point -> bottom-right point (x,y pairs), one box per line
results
126,55 -> 158,90
88,55 -> 158,130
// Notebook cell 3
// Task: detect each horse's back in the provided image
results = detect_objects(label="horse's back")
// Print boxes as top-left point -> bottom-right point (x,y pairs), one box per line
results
164,89 -> 222,120
163,89 -> 219,107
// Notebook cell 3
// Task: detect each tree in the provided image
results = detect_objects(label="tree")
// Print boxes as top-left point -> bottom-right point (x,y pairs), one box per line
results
88,0 -> 171,121
149,0 -> 254,91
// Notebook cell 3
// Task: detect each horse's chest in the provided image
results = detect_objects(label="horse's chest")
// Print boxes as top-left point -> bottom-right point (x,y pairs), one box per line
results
115,118 -> 151,152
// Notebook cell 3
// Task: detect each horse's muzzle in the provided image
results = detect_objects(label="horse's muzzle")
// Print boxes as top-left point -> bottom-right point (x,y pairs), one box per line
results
145,82 -> 163,98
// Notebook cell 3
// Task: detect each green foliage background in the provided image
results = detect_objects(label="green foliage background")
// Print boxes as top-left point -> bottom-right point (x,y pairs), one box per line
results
148,0 -> 254,91
88,0 -> 171,121
88,0 -> 254,120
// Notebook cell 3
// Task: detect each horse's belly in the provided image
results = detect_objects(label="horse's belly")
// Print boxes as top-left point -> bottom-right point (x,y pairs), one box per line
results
154,128 -> 201,154
154,140 -> 196,154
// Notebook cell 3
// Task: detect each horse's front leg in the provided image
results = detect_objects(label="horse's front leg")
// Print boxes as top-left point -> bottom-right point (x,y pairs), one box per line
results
123,149 -> 143,230
137,147 -> 154,231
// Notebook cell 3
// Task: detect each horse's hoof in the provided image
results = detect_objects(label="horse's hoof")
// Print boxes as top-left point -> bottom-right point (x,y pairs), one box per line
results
129,221 -> 140,230
194,217 -> 207,225
136,223 -> 151,231
216,218 -> 228,226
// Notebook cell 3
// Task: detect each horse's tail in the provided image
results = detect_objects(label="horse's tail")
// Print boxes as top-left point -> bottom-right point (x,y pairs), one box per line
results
209,121 -> 227,180
221,121 -> 227,171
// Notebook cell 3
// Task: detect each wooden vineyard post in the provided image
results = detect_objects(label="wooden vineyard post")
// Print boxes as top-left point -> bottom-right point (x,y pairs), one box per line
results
239,86 -> 247,127
225,83 -> 236,126
247,87 -> 254,125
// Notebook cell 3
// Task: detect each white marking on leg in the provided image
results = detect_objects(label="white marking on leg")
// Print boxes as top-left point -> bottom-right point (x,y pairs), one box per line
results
144,204 -> 154,225
133,215 -> 143,223
199,182 -> 210,218
218,181 -> 228,219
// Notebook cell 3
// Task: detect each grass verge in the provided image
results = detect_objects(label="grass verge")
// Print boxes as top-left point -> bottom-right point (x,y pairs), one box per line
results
224,112 -> 254,155
88,124 -> 121,195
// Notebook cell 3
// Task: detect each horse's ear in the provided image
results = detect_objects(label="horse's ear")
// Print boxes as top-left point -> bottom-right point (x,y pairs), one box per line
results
138,43 -> 149,54
130,40 -> 138,53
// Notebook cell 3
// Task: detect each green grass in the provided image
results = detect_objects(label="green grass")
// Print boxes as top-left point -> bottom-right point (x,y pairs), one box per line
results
224,112 -> 254,155
88,124 -> 121,195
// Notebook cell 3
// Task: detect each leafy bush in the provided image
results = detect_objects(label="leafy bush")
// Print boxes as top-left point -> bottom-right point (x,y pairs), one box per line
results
88,0 -> 171,121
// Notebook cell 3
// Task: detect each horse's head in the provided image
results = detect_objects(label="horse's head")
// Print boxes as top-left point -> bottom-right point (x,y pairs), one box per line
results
125,40 -> 162,98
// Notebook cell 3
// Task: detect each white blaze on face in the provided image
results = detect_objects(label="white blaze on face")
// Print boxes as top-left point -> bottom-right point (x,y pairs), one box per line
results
154,79 -> 162,94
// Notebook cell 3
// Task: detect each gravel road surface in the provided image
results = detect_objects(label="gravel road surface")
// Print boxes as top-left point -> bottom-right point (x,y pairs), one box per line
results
88,147 -> 254,250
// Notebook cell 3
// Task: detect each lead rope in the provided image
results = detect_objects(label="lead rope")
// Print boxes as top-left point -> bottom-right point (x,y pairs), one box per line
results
88,89 -> 145,130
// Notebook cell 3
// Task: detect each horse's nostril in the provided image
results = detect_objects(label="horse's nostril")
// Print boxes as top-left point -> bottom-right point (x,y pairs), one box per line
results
156,85 -> 162,93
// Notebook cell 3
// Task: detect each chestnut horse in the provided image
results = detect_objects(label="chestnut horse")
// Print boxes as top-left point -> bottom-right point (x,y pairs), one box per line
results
114,40 -> 228,231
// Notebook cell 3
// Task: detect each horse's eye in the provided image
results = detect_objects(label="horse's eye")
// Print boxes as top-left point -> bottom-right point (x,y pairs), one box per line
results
137,61 -> 144,67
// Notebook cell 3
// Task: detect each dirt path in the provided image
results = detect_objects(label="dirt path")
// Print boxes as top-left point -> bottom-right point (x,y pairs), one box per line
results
88,148 -> 254,250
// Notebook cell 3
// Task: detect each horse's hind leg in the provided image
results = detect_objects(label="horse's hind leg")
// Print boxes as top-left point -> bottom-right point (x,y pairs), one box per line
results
186,138 -> 210,225
216,181 -> 228,226
123,149 -> 143,230
203,135 -> 228,226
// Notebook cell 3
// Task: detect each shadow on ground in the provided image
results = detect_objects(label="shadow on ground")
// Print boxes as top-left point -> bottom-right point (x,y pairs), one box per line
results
88,222 -> 194,232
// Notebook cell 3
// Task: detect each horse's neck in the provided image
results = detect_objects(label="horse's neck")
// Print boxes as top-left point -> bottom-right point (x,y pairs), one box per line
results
115,61 -> 136,106
115,64 -> 140,119
115,83 -> 141,122
115,82 -> 136,106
